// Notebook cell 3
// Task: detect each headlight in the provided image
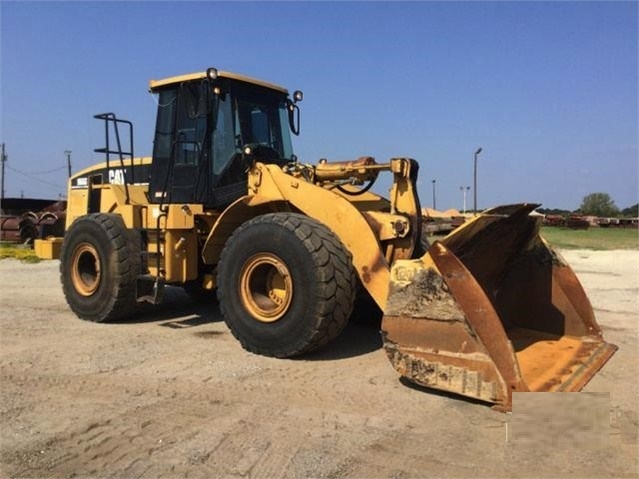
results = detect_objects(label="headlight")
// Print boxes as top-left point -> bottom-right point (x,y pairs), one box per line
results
206,67 -> 218,80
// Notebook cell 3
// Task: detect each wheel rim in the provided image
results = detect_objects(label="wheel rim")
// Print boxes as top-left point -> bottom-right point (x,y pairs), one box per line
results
71,243 -> 101,296
239,253 -> 293,323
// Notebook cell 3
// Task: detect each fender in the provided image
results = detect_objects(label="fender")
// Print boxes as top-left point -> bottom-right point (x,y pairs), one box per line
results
201,195 -> 290,266
202,163 -> 392,310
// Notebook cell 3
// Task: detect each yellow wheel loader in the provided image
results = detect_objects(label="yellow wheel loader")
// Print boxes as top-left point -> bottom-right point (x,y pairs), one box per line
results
37,67 -> 617,410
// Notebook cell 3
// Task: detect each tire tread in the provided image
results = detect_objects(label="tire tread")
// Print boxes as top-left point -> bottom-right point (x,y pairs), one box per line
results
218,213 -> 356,357
60,213 -> 141,322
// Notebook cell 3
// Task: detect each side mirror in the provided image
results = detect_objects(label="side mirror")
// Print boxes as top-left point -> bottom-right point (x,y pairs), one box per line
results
287,90 -> 303,135
287,98 -> 301,136
288,102 -> 300,136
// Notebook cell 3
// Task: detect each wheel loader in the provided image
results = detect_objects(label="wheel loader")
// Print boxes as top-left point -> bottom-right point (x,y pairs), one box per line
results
35,67 -> 617,410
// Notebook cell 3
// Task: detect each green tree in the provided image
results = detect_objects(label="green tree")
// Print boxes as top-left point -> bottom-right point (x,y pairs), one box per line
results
621,203 -> 639,217
579,192 -> 619,217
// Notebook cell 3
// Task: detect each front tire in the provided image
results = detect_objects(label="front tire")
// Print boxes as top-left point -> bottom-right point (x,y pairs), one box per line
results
217,213 -> 356,358
60,213 -> 141,322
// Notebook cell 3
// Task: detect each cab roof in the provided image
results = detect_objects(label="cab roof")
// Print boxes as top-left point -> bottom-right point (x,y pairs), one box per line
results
149,70 -> 289,94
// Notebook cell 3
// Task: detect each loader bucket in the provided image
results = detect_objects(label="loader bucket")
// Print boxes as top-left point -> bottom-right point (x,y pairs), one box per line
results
382,204 -> 617,411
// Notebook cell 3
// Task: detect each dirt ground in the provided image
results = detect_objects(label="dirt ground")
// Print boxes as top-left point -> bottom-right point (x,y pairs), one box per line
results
0,249 -> 637,479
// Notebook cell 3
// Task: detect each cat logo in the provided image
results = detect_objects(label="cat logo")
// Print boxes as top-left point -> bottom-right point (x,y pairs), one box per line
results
108,168 -> 126,184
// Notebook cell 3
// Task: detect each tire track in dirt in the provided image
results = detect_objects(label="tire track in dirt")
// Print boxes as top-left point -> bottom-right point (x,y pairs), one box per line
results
10,395 -> 252,478
1,257 -> 638,478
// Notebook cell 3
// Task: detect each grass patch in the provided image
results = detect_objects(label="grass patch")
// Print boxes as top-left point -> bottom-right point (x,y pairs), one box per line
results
540,227 -> 639,250
0,243 -> 41,263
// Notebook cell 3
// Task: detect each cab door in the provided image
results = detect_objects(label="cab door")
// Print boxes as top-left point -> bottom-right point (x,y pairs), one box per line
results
149,81 -> 211,205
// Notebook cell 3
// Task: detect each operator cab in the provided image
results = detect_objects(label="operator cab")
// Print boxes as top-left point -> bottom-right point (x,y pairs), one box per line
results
148,68 -> 301,208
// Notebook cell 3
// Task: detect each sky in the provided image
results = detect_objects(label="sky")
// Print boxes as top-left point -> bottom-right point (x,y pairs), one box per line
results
1,1 -> 637,211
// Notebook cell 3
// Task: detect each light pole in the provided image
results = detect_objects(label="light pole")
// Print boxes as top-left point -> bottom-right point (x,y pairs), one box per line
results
473,147 -> 482,213
432,179 -> 437,210
460,185 -> 470,213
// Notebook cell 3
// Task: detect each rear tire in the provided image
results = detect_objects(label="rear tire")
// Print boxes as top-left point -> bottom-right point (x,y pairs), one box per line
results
60,213 -> 142,322
217,213 -> 356,358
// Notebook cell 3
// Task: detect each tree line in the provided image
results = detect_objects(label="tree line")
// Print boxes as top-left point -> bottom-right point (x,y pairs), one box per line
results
537,193 -> 638,218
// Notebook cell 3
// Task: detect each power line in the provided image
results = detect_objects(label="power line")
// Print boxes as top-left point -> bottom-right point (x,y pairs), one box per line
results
6,164 -> 66,190
7,164 -> 67,175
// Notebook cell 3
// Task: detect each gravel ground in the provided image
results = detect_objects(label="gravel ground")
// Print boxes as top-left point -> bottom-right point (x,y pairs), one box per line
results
0,249 -> 637,478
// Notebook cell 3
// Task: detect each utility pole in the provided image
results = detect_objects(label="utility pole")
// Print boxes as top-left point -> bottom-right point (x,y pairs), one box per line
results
432,179 -> 437,210
1,143 -> 7,201
64,150 -> 72,178
473,147 -> 482,214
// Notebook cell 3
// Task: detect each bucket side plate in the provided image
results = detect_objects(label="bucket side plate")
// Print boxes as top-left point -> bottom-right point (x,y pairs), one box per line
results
382,204 -> 617,410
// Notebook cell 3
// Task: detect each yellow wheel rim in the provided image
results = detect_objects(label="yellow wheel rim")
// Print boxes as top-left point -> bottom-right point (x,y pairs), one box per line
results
239,253 -> 293,323
71,243 -> 101,296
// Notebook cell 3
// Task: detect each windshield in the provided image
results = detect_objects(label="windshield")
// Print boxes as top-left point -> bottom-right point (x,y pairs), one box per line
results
213,81 -> 294,178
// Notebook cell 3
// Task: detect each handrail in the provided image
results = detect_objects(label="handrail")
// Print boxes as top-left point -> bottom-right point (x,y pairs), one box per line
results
93,113 -> 135,204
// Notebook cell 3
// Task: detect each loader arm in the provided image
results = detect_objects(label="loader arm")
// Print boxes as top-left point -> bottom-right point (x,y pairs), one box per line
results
203,158 -> 422,310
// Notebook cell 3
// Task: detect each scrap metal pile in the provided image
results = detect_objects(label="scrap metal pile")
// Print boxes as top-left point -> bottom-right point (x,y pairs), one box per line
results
0,199 -> 66,245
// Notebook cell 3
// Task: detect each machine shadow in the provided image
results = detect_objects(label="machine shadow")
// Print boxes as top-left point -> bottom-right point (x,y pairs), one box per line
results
111,286 -> 223,326
114,287 -> 383,360
303,320 -> 383,361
